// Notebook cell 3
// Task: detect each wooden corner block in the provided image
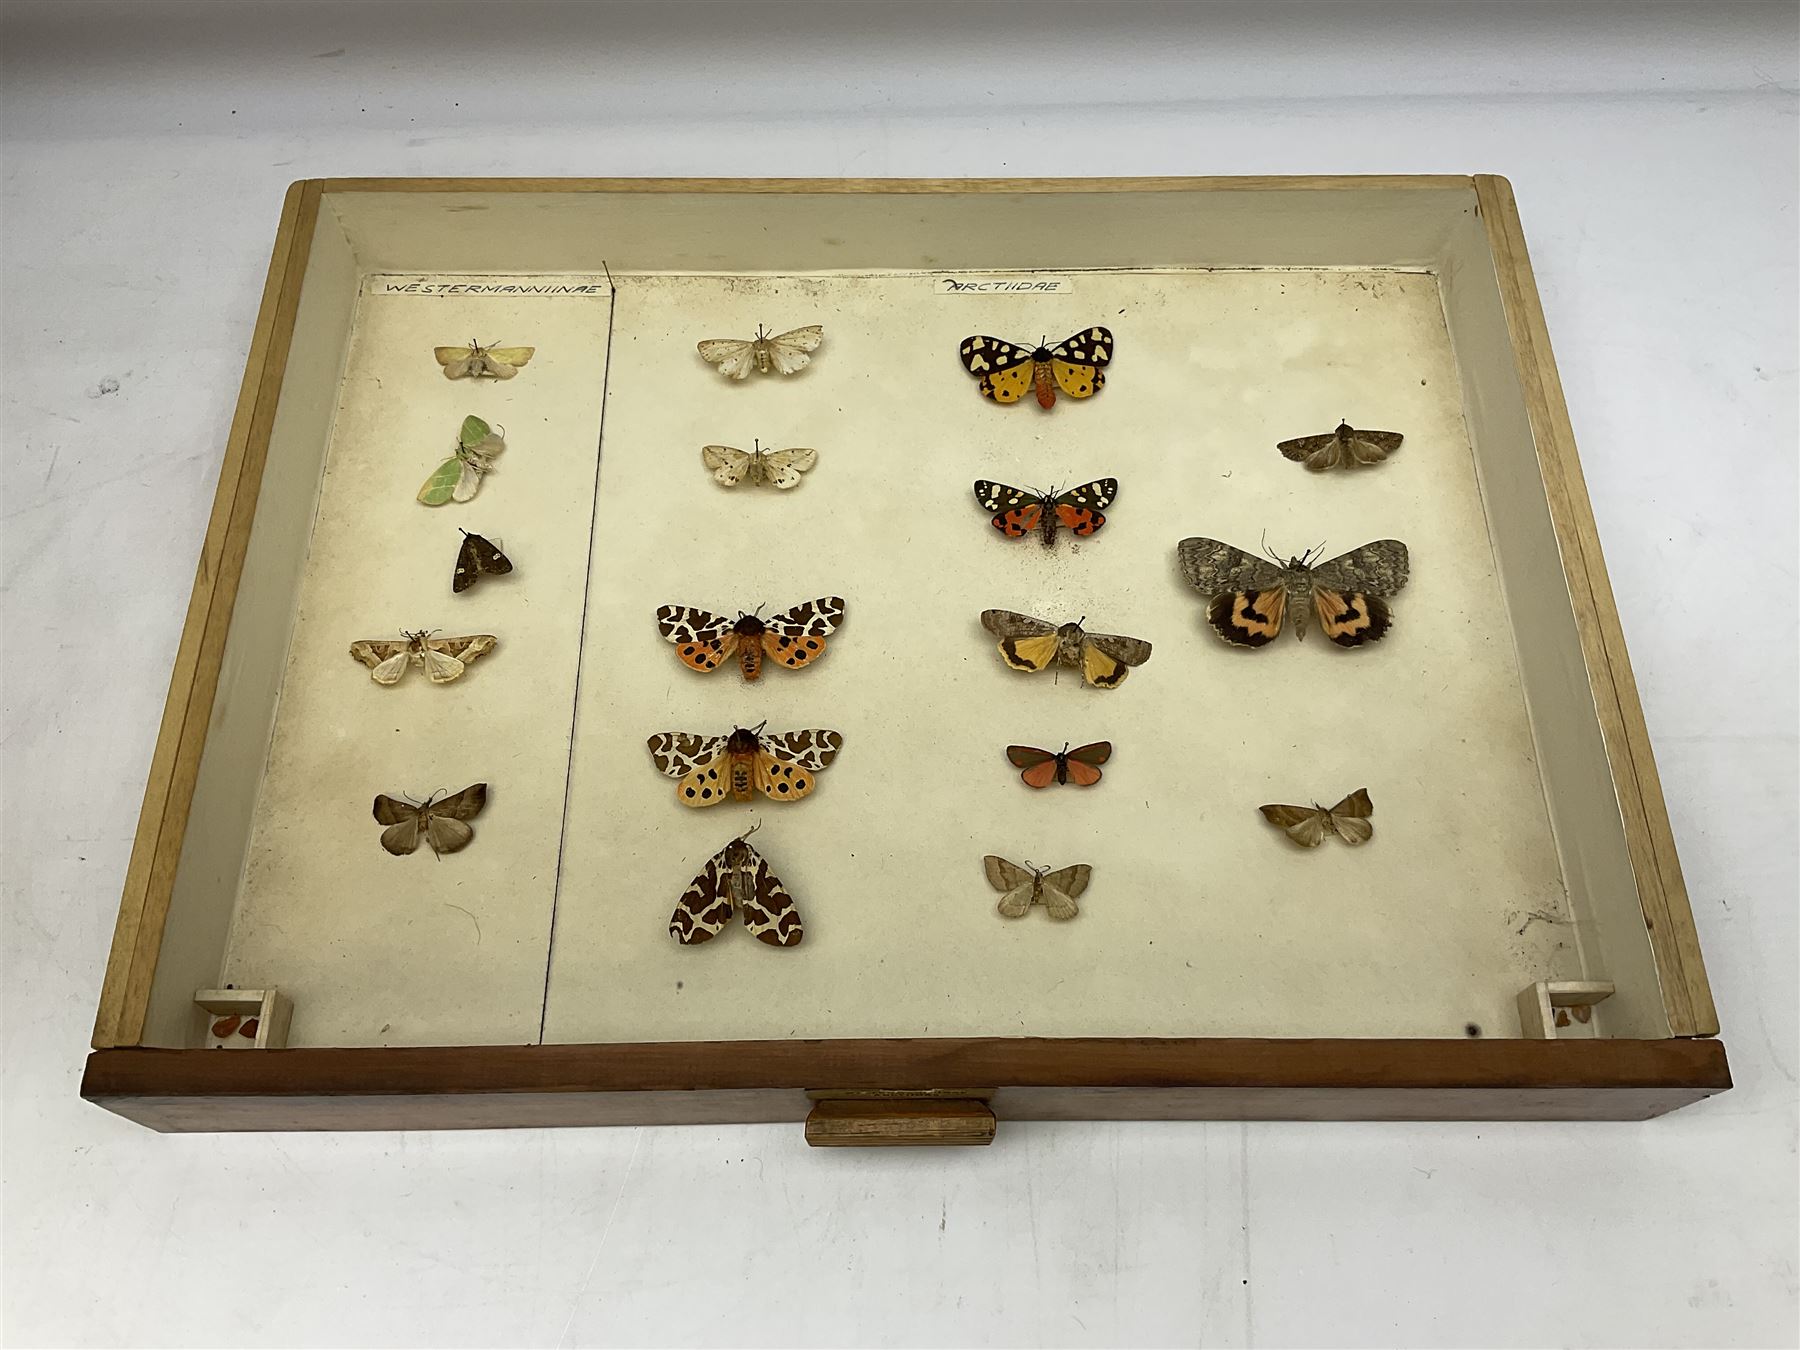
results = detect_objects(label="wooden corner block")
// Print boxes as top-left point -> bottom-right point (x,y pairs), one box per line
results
1516,981 -> 1615,1039
804,1098 -> 997,1147
194,988 -> 292,1050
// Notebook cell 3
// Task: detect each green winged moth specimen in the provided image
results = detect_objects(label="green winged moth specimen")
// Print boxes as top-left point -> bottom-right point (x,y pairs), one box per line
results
418,416 -> 504,506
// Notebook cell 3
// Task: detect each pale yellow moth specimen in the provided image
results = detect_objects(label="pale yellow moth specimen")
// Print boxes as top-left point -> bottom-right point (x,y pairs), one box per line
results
349,631 -> 497,685
434,340 -> 535,380
982,856 -> 1091,920
696,324 -> 823,379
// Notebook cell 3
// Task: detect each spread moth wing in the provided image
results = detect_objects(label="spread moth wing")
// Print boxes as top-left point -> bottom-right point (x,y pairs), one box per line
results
457,415 -> 494,451
763,729 -> 843,771
1064,741 -> 1111,786
670,846 -> 735,943
752,748 -> 816,802
435,345 -> 476,378
982,609 -> 1059,673
418,457 -> 464,506
373,794 -> 423,854
451,458 -> 485,503
1309,541 -> 1410,647
1342,428 -> 1403,465
973,481 -> 1045,537
759,447 -> 817,489
1177,537 -> 1286,597
1052,478 -> 1115,536
701,445 -> 754,487
766,596 -> 845,638
763,325 -> 823,375
483,346 -> 534,376
656,604 -> 734,674
350,639 -> 411,685
958,336 -> 1036,403
737,844 -> 804,946
983,856 -> 1037,918
1048,327 -> 1112,400
424,814 -> 476,855
422,634 -> 495,682
697,338 -> 756,380
1327,787 -> 1375,844
1260,803 -> 1329,848
432,783 -> 488,819
1040,863 -> 1091,919
1081,631 -> 1151,689
1277,431 -> 1342,468
1006,745 -> 1059,788
647,732 -> 729,778
453,532 -> 513,593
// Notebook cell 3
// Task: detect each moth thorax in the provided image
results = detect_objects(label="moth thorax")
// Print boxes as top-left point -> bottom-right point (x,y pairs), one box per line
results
1031,345 -> 1051,360
722,839 -> 754,868
1334,422 -> 1355,439
732,614 -> 767,638
725,727 -> 762,754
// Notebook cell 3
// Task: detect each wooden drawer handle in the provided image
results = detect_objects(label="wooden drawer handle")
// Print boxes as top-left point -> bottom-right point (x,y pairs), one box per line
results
804,1098 -> 996,1147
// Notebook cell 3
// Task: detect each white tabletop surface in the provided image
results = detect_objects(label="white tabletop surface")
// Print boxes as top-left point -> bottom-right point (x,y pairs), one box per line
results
3,2 -> 1795,1346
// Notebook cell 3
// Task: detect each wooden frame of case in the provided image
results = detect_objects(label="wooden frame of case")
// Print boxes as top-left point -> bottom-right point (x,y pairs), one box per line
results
83,176 -> 1728,1137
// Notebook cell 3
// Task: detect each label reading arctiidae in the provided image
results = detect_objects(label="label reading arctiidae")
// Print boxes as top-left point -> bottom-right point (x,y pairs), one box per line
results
936,276 -> 1074,296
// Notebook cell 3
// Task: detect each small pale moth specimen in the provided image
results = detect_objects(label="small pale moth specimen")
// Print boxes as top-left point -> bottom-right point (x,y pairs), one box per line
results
1177,537 -> 1410,648
452,530 -> 513,594
669,824 -> 803,947
648,724 -> 843,807
418,415 -> 505,506
1259,788 -> 1375,847
349,630 -> 496,685
656,596 -> 845,681
979,610 -> 1151,690
702,441 -> 819,490
372,783 -> 488,858
983,856 -> 1092,920
1277,422 -> 1404,473
973,478 -> 1115,546
433,339 -> 534,380
958,327 -> 1112,408
1006,741 -> 1112,789
697,324 -> 824,379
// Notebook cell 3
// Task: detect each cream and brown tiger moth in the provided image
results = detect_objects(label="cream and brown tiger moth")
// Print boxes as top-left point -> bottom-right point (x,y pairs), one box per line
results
646,724 -> 843,807
655,596 -> 845,681
669,825 -> 804,947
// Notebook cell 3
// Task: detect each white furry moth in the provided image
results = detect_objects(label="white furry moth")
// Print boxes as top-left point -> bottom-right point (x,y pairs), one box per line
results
434,339 -> 534,380
982,856 -> 1091,920
1259,788 -> 1374,847
696,324 -> 823,379
669,826 -> 803,946
349,631 -> 496,685
701,441 -> 818,490
372,783 -> 487,857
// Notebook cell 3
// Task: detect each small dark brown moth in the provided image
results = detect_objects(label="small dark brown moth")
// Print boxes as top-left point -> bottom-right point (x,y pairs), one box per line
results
453,530 -> 513,594
1259,788 -> 1375,847
372,783 -> 488,858
1278,422 -> 1404,472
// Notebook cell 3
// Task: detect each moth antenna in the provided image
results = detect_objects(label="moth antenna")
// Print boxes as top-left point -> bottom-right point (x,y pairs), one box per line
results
741,819 -> 763,842
751,718 -> 768,735
1061,742 -> 1071,756
1309,539 -> 1328,564
601,258 -> 614,288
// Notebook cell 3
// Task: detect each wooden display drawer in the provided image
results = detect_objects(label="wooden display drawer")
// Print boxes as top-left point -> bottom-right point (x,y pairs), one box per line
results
84,177 -> 1728,1138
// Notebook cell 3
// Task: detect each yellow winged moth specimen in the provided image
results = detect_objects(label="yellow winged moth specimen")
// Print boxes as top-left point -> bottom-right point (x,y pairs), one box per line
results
978,610 -> 1151,689
647,725 -> 843,807
372,783 -> 488,857
349,630 -> 496,685
982,856 -> 1091,920
433,339 -> 534,380
697,324 -> 824,379
1259,788 -> 1375,847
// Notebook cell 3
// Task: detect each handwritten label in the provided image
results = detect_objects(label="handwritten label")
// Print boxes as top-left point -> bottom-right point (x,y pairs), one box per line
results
936,276 -> 1074,296
370,275 -> 611,297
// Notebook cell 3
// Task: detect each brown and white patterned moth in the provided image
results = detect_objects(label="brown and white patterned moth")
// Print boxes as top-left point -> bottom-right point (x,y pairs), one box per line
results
669,826 -> 803,946
1277,422 -> 1403,472
349,631 -> 497,684
982,856 -> 1091,920
701,441 -> 818,489
979,610 -> 1151,689
647,724 -> 843,807
656,597 -> 845,680
1177,538 -> 1410,647
1259,788 -> 1375,847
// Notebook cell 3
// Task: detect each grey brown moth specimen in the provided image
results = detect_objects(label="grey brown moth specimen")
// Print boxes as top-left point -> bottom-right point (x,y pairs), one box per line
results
669,825 -> 803,946
983,856 -> 1091,920
349,631 -> 497,684
701,441 -> 819,489
1278,422 -> 1403,472
453,531 -> 513,594
434,340 -> 534,380
979,610 -> 1151,689
697,325 -> 824,379
647,724 -> 843,806
373,783 -> 488,857
1260,788 -> 1374,847
1176,538 -> 1410,647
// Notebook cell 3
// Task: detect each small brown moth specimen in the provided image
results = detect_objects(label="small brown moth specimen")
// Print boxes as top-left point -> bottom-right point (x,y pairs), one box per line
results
1006,742 -> 1111,788
669,824 -> 803,946
656,597 -> 845,681
979,610 -> 1151,689
452,531 -> 513,594
983,856 -> 1092,920
697,325 -> 824,379
372,783 -> 488,858
434,339 -> 534,380
349,631 -> 497,684
1277,422 -> 1404,472
1259,788 -> 1374,847
1177,537 -> 1410,648
647,724 -> 843,806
